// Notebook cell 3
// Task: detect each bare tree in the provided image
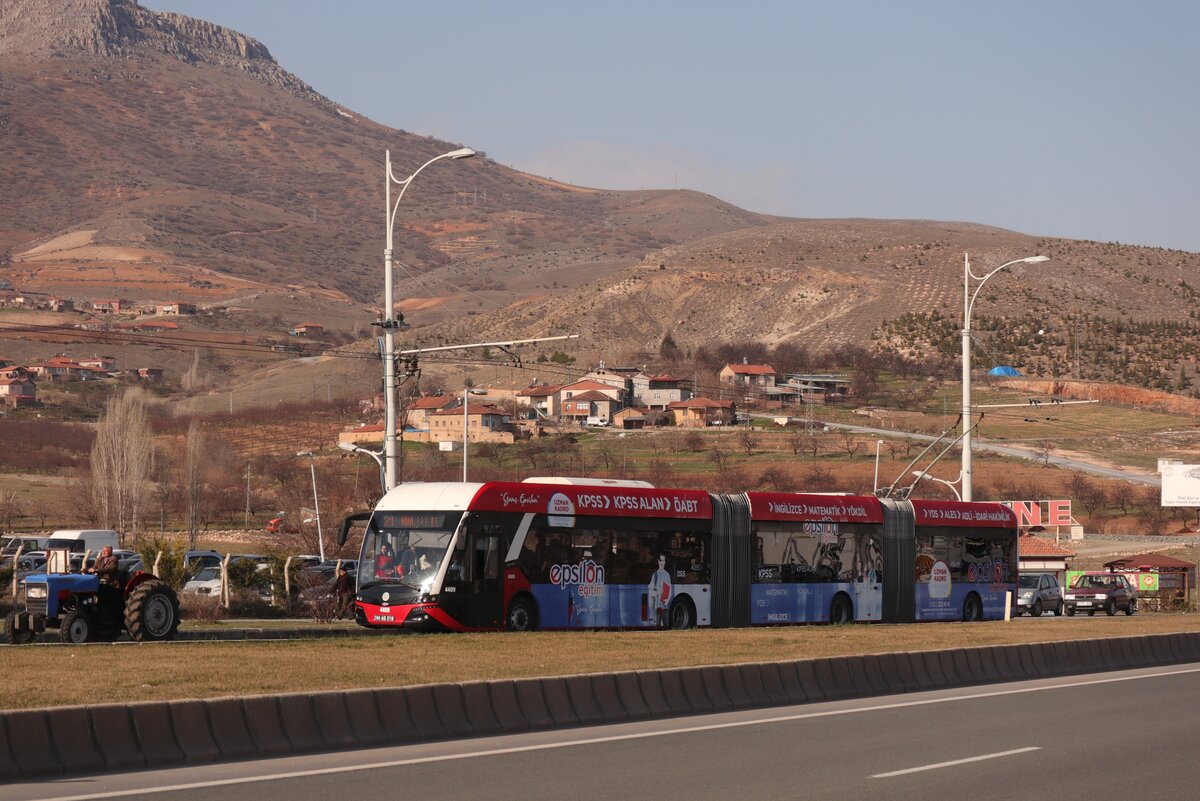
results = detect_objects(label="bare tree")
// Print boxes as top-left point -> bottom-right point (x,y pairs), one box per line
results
838,433 -> 863,458
737,428 -> 758,457
183,420 -> 205,549
90,389 -> 153,546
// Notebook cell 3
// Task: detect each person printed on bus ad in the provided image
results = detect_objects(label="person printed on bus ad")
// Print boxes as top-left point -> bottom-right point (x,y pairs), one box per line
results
648,553 -> 673,627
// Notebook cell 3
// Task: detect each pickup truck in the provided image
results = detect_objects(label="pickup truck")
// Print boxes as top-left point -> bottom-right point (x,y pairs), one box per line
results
1064,572 -> 1138,616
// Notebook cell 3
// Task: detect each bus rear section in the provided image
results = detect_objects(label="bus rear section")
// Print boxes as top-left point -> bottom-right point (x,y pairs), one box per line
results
908,499 -> 1018,622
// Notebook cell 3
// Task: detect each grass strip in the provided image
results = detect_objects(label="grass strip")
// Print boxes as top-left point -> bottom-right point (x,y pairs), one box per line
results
5,616 -> 1197,710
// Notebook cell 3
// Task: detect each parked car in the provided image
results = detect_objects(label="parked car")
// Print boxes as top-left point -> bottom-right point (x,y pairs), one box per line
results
181,566 -> 222,596
184,550 -> 223,576
1016,572 -> 1064,616
1064,572 -> 1138,616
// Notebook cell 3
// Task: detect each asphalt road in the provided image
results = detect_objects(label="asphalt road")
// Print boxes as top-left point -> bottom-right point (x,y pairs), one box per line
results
8,663 -> 1198,801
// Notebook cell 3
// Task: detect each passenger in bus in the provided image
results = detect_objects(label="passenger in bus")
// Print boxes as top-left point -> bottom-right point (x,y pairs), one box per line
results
375,542 -> 396,579
397,542 -> 417,576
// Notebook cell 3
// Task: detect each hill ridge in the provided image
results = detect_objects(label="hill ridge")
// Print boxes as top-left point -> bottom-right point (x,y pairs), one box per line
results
0,0 -> 324,104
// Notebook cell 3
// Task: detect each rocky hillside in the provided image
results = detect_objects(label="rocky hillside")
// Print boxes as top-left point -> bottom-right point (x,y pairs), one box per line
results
2,0 -> 1197,403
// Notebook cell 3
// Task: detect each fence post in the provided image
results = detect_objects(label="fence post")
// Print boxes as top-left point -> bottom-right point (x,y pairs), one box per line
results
221,553 -> 232,609
9,544 -> 23,597
153,550 -> 163,578
283,556 -> 293,609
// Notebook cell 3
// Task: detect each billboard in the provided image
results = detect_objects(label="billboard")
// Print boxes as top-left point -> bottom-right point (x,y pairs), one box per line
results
1159,463 -> 1200,507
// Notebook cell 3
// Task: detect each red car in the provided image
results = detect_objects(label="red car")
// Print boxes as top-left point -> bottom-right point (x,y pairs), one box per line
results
1064,572 -> 1138,616
266,517 -> 299,534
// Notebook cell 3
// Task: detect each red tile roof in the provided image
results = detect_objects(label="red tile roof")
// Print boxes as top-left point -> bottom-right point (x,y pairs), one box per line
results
430,404 -> 508,417
517,384 -> 564,397
564,390 -> 616,402
725,363 -> 776,375
409,396 -> 453,410
1017,535 -> 1076,558
1104,553 -> 1195,570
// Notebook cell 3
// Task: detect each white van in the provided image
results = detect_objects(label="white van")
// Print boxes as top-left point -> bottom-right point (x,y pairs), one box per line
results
45,529 -> 120,554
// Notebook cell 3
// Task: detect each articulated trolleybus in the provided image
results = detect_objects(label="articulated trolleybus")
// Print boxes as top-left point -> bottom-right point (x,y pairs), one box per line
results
340,478 -> 1017,632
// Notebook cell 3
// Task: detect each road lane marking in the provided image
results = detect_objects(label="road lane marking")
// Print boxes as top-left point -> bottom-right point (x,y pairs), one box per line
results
871,746 -> 1041,778
20,664 -> 1200,801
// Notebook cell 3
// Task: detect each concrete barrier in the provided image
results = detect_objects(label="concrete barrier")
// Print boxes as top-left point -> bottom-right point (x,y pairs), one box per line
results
167,700 -> 220,764
241,696 -> 290,757
128,702 -> 183,766
3,631 -> 1198,782
5,710 -> 60,777
88,705 -> 144,771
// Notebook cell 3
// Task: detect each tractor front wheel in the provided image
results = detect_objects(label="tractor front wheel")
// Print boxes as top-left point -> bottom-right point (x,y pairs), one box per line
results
60,609 -> 94,644
125,579 -> 181,642
5,611 -> 35,645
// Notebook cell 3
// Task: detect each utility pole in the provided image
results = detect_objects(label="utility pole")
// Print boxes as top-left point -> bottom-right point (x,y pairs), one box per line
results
244,461 -> 251,531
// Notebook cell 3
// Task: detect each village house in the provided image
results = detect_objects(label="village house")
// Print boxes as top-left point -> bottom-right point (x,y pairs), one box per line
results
581,362 -> 639,395
515,383 -> 564,420
632,372 -> 692,410
90,298 -> 126,314
156,302 -> 198,315
428,402 -> 516,444
719,360 -> 778,388
559,378 -> 627,406
136,367 -> 164,382
26,357 -> 84,381
669,397 -> 737,427
42,296 -> 74,313
0,377 -> 37,407
560,390 -> 622,425
291,323 -> 323,336
784,373 -> 852,403
78,355 -> 117,372
404,395 -> 455,430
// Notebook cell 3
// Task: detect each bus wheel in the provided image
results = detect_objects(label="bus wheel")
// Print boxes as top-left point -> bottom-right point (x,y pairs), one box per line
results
962,593 -> 982,622
507,596 -> 537,632
829,593 -> 853,626
668,598 -> 695,630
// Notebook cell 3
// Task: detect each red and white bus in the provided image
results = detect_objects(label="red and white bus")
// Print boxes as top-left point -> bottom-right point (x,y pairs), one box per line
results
340,478 -> 1017,632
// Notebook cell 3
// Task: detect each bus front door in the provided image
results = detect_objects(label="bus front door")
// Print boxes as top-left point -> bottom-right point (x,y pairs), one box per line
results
442,530 -> 504,630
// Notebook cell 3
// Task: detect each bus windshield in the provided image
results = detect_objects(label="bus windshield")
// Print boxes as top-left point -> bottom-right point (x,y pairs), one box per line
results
358,511 -> 460,592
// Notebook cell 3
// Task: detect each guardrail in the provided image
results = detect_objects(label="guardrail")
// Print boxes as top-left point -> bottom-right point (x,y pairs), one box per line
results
2,632 -> 1198,781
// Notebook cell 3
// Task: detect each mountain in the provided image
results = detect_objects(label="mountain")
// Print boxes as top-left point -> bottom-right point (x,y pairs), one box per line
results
2,0 -> 1198,402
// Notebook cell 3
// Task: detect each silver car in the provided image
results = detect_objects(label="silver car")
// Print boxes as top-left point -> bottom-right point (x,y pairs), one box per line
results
1016,572 -> 1064,616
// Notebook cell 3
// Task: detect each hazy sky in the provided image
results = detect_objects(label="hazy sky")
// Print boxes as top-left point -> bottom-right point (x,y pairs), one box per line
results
144,1 -> 1199,253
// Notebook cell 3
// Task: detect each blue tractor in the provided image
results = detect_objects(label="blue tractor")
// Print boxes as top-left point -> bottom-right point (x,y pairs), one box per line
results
5,566 -> 180,644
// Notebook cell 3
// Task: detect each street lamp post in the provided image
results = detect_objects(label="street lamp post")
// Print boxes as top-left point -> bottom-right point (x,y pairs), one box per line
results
382,147 -> 476,492
296,451 -> 325,561
911,470 -> 963,501
338,441 -> 385,495
961,253 -> 1049,501
463,387 -> 487,482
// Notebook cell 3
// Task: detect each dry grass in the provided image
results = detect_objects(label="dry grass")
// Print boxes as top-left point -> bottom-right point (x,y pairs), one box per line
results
4,616 -> 1197,711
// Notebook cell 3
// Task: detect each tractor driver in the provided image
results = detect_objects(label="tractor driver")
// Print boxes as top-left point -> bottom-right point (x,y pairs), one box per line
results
89,545 -> 121,587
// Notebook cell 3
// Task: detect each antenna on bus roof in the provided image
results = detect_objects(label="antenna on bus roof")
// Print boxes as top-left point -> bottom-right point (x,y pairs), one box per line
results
877,414 -> 977,500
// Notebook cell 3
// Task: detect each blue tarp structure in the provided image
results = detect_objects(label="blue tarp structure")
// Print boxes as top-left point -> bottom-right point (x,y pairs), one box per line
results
988,365 -> 1021,377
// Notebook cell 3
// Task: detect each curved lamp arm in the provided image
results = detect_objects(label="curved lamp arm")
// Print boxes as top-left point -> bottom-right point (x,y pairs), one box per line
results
387,148 -> 476,236
965,255 -> 1050,321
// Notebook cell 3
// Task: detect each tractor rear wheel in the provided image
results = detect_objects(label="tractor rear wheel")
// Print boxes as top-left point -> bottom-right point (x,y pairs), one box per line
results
5,611 -> 35,645
60,609 -> 94,644
125,579 -> 181,642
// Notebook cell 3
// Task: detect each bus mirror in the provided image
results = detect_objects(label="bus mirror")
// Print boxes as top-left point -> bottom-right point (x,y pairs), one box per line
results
339,512 -> 372,546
